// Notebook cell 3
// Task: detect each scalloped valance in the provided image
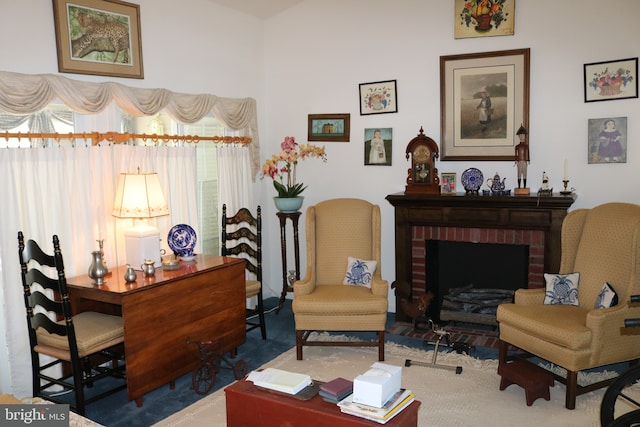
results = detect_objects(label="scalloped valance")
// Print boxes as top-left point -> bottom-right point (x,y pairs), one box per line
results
0,70 -> 260,176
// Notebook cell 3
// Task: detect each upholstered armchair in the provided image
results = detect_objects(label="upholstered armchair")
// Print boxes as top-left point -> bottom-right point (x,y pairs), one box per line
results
292,198 -> 389,361
496,202 -> 640,409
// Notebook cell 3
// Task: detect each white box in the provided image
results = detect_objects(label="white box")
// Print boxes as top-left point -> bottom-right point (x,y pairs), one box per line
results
352,362 -> 402,408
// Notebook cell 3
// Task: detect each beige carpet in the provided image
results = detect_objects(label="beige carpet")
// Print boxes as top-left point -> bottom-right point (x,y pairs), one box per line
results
154,334 -> 611,427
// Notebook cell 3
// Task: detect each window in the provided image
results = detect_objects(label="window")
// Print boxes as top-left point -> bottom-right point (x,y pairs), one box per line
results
3,105 -> 235,256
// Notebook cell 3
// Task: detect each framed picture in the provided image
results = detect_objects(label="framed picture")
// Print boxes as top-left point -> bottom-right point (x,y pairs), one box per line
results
588,117 -> 627,164
440,48 -> 530,161
52,0 -> 144,79
454,0 -> 515,39
359,80 -> 398,115
364,128 -> 392,166
440,172 -> 457,194
307,114 -> 350,142
584,58 -> 638,102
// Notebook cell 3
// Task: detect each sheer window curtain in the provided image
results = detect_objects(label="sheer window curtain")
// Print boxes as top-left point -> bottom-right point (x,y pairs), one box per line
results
217,144 -> 253,215
0,143 -> 197,398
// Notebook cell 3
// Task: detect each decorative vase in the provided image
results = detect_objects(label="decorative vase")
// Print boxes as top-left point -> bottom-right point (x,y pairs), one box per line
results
273,196 -> 304,213
88,250 -> 108,285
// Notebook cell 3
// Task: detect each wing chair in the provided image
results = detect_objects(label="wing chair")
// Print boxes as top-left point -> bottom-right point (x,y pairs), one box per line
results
292,198 -> 389,360
496,202 -> 640,409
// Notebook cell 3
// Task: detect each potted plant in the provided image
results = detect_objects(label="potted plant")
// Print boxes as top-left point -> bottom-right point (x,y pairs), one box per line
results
262,136 -> 327,212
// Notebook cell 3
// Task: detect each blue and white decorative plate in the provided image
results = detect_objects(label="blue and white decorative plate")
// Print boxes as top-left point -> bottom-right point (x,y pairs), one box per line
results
167,224 -> 197,256
461,168 -> 484,192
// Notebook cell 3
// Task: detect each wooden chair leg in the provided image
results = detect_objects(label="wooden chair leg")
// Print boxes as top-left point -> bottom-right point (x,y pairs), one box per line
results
378,331 -> 385,361
498,339 -> 509,365
565,370 -> 578,410
296,330 -> 303,360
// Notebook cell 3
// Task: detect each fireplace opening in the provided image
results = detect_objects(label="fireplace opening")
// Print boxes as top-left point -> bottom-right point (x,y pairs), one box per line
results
425,240 -> 529,324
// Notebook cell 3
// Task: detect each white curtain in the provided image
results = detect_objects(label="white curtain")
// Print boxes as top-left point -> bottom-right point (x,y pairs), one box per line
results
217,144 -> 253,215
0,144 -> 197,398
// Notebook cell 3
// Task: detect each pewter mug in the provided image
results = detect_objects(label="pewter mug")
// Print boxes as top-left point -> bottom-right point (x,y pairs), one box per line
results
141,260 -> 156,277
88,250 -> 108,285
124,264 -> 137,282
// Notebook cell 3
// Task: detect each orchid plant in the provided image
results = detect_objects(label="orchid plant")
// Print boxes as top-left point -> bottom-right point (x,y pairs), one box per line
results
262,136 -> 327,198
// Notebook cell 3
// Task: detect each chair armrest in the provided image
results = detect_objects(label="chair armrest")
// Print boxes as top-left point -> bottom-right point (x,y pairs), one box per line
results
293,267 -> 316,296
587,303 -> 640,362
370,276 -> 389,297
514,288 -> 545,305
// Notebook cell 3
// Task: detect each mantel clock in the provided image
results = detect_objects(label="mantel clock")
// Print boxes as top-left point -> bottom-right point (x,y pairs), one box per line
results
404,127 -> 440,195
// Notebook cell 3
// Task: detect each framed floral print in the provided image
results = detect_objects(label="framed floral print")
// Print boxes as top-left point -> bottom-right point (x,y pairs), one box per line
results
584,58 -> 638,102
455,0 -> 515,39
359,80 -> 398,115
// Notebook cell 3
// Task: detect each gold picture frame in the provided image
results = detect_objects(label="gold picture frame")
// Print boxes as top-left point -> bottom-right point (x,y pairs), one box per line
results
440,172 -> 457,194
53,0 -> 144,79
307,114 -> 350,142
440,48 -> 530,161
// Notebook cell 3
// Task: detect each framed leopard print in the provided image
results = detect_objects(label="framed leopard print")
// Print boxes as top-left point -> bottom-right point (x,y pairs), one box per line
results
53,0 -> 144,79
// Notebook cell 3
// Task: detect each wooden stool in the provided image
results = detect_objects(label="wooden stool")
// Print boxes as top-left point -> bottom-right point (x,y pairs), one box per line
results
498,360 -> 554,406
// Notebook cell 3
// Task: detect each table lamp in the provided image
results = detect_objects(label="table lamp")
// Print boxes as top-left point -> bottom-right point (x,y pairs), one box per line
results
112,169 -> 169,269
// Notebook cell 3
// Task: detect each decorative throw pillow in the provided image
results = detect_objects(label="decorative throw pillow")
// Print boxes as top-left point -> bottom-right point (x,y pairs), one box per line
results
543,272 -> 580,306
594,282 -> 618,309
343,257 -> 377,288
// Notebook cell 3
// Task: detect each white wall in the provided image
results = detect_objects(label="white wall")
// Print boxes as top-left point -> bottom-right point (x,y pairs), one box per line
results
258,0 -> 640,312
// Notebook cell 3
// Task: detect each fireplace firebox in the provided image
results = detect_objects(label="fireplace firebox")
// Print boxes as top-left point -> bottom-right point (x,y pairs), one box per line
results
386,192 -> 576,322
426,240 -> 528,324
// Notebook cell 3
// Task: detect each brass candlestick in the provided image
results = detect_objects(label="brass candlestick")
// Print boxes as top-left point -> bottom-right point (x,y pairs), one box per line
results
560,180 -> 573,195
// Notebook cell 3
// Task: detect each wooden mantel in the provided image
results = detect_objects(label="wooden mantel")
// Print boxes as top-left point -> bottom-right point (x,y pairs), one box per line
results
386,192 -> 577,321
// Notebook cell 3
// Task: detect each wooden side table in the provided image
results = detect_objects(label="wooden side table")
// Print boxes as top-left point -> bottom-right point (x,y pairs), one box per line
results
276,211 -> 301,313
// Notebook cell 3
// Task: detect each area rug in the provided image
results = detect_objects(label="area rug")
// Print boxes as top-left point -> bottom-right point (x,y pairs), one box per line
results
153,333 -> 613,427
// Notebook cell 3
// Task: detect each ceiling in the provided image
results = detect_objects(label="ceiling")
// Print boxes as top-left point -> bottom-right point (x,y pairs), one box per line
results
205,0 -> 303,19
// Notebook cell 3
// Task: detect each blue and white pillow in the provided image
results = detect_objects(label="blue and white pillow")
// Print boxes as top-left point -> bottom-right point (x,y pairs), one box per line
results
543,272 -> 580,306
343,257 -> 377,288
594,282 -> 618,309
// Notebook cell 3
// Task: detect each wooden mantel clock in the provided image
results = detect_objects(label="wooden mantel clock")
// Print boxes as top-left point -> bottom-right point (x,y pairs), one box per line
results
404,127 -> 440,195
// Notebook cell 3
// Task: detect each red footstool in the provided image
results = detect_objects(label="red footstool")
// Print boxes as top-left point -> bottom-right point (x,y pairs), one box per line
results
498,360 -> 555,406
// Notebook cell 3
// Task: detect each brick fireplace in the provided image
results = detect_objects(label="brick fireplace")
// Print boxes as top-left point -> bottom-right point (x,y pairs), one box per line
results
386,192 -> 576,322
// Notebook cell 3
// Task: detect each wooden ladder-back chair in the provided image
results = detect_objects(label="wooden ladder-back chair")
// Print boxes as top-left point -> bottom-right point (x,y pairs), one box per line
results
19,232 -> 126,415
292,198 -> 389,360
221,205 -> 267,339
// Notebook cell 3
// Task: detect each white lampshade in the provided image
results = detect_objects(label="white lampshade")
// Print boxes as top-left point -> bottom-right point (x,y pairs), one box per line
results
112,171 -> 169,219
112,171 -> 169,268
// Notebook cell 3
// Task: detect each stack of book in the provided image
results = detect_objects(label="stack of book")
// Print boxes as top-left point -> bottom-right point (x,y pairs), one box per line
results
319,377 -> 353,404
338,388 -> 414,424
247,368 -> 312,395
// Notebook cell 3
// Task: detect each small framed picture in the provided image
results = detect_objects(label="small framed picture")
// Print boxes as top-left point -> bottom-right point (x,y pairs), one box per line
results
441,172 -> 457,194
454,0 -> 515,39
588,117 -> 627,164
584,58 -> 638,102
359,80 -> 398,115
364,128 -> 392,166
307,114 -> 350,142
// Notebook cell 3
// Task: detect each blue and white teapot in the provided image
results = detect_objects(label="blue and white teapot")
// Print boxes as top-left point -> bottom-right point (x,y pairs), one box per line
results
486,172 -> 506,193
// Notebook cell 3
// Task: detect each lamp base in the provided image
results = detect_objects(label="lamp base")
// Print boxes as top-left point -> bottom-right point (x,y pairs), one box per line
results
124,222 -> 161,269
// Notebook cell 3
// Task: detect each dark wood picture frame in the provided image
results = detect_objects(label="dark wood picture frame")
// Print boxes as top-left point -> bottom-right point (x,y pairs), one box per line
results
359,80 -> 398,115
440,48 -> 530,161
307,114 -> 350,142
52,0 -> 144,79
584,58 -> 638,103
